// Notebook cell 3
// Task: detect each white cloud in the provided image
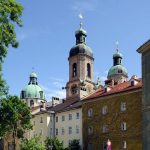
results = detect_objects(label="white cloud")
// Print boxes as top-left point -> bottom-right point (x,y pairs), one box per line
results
41,77 -> 67,100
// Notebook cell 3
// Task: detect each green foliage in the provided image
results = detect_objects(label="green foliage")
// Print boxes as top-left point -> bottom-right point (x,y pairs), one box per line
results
45,137 -> 64,150
0,95 -> 32,138
68,139 -> 81,150
20,136 -> 45,150
0,0 -> 23,60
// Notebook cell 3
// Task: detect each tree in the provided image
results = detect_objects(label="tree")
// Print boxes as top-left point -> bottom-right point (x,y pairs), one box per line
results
0,96 -> 32,149
68,139 -> 81,150
0,0 -> 23,89
20,136 -> 46,150
45,137 -> 64,150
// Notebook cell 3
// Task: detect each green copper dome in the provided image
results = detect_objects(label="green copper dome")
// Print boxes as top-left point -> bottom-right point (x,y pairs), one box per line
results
22,84 -> 45,99
20,72 -> 46,100
107,65 -> 128,78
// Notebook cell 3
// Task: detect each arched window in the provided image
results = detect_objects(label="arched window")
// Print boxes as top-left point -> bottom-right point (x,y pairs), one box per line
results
30,100 -> 34,107
87,63 -> 91,78
72,63 -> 77,77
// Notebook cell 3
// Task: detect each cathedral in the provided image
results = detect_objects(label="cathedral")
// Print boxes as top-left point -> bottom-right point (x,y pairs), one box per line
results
14,22 -> 150,150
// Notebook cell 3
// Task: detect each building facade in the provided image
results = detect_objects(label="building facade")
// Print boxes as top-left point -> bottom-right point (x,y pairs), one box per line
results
137,40 -> 150,150
82,50 -> 143,150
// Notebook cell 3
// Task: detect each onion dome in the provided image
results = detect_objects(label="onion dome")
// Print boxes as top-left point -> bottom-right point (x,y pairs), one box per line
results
108,65 -> 128,78
20,72 -> 46,100
69,22 -> 93,58
107,49 -> 128,81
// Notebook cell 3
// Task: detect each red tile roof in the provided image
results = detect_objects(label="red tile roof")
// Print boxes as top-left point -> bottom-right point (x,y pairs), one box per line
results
84,78 -> 142,101
50,98 -> 80,112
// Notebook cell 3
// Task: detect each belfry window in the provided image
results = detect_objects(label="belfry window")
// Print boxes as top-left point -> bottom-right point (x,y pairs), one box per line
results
72,63 -> 77,77
87,63 -> 91,78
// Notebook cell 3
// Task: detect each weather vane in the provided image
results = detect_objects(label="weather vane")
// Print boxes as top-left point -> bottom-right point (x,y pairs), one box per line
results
78,13 -> 83,29
116,41 -> 119,52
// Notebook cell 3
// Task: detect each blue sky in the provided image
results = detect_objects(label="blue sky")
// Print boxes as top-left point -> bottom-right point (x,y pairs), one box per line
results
3,0 -> 150,100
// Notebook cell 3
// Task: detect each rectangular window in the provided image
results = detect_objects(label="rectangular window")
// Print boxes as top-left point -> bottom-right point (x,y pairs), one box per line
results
122,141 -> 127,149
121,102 -> 126,112
56,128 -> 58,135
102,125 -> 108,133
76,112 -> 79,119
76,125 -> 79,134
62,115 -> 65,121
40,117 -> 43,123
121,122 -> 127,131
56,116 -> 58,122
69,114 -> 72,120
102,106 -> 108,115
62,127 -> 65,135
68,127 -> 72,134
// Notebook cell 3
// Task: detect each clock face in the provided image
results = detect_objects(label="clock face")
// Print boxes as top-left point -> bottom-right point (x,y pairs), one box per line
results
71,84 -> 78,95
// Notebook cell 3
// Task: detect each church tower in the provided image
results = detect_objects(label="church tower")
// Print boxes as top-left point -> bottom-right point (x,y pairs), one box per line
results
107,48 -> 128,84
66,22 -> 94,100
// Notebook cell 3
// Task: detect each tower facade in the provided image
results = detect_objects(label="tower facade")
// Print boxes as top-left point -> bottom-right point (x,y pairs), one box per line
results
66,24 -> 94,100
107,49 -> 128,84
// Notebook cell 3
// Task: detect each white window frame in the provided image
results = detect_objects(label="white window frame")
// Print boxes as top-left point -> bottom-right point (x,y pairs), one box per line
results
121,122 -> 127,131
88,108 -> 93,117
121,102 -> 126,112
102,106 -> 108,115
122,141 -> 127,149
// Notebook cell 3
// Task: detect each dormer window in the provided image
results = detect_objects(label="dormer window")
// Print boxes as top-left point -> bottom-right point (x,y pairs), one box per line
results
72,63 -> 77,77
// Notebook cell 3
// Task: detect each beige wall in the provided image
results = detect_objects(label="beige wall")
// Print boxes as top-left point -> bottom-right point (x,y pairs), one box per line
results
55,108 -> 82,149
26,112 -> 50,145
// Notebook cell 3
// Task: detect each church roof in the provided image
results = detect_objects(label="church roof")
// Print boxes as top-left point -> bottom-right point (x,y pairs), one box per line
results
83,77 -> 142,101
